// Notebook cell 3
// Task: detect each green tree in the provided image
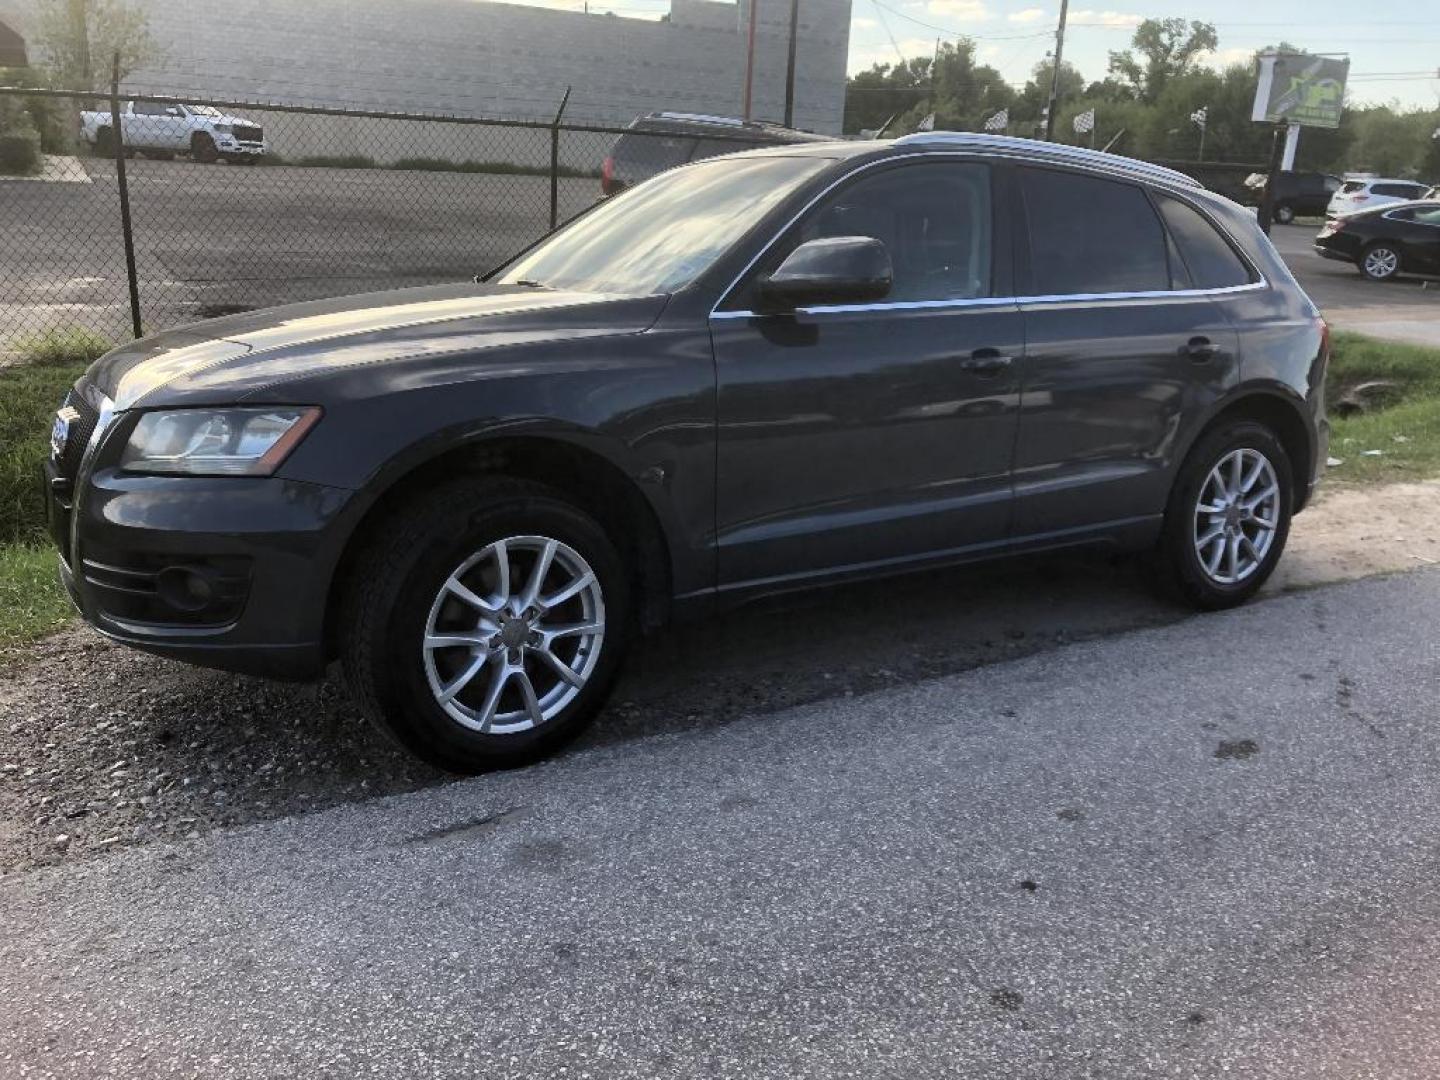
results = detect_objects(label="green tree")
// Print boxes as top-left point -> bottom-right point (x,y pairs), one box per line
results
34,0 -> 160,91
1015,59 -> 1085,133
1107,18 -> 1218,105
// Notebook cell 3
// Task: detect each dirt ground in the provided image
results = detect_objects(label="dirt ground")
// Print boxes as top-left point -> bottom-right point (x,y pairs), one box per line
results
2,477 -> 1437,876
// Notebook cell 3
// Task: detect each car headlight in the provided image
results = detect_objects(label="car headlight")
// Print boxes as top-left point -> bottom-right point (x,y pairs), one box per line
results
214,124 -> 233,135
120,407 -> 321,476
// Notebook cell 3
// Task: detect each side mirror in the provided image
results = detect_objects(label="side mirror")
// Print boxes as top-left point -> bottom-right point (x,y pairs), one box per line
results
166,107 -> 183,117
756,236 -> 892,310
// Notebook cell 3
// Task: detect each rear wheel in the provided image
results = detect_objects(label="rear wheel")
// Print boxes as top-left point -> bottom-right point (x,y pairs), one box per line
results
1273,202 -> 1295,225
1359,242 -> 1401,281
1154,420 -> 1293,609
341,478 -> 631,773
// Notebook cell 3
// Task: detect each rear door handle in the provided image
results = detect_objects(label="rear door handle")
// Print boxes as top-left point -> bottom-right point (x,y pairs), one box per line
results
958,348 -> 1014,377
1183,336 -> 1217,362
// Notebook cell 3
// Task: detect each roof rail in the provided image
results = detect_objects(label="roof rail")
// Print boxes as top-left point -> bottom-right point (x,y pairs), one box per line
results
651,111 -> 744,127
892,131 -> 1202,189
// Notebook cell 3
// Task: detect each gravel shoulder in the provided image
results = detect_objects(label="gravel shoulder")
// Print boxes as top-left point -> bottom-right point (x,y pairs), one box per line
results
2,477 -> 1438,876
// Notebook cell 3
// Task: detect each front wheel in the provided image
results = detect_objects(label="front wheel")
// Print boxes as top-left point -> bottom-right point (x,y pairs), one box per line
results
190,133 -> 219,164
1154,421 -> 1293,610
341,478 -> 631,773
1359,242 -> 1401,281
1272,203 -> 1295,225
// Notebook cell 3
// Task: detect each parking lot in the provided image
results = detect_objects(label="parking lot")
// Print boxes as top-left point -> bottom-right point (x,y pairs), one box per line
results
0,156 -> 600,345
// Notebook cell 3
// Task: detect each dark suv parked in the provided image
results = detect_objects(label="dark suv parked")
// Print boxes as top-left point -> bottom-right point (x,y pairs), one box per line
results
600,110 -> 830,196
1268,171 -> 1341,224
46,133 -> 1329,772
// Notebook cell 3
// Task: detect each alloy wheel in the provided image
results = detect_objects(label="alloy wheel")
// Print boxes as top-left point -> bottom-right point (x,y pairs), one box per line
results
1363,247 -> 1399,279
1193,448 -> 1281,585
422,535 -> 605,735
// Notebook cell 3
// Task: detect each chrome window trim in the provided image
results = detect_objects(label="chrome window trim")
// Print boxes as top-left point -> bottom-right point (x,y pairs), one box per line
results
708,149 -> 1267,321
711,281 -> 1267,320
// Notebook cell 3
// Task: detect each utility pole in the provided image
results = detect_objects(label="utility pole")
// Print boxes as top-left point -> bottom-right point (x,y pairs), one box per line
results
742,0 -> 759,121
1043,0 -> 1069,142
783,0 -> 800,126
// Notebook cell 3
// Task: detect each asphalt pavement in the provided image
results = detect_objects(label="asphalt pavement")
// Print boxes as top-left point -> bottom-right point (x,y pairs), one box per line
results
5,568 -> 1440,1078
1269,222 -> 1440,347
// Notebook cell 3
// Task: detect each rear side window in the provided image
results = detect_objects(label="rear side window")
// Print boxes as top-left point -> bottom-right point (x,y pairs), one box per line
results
1020,168 -> 1169,295
614,134 -> 694,174
1156,196 -> 1254,290
1373,183 -> 1419,198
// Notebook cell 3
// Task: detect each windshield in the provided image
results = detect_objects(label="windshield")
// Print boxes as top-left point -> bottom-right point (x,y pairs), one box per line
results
189,105 -> 222,117
498,155 -> 828,296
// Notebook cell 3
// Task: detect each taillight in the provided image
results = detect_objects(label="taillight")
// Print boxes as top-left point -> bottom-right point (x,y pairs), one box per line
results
1352,194 -> 1368,202
600,155 -> 617,196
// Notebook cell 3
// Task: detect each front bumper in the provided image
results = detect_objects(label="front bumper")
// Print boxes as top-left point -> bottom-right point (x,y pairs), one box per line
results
48,459 -> 354,679
215,138 -> 267,157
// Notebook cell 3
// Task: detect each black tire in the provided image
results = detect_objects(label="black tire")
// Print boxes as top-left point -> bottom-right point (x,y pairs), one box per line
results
191,133 -> 219,164
1273,202 -> 1295,225
1359,241 -> 1402,281
341,477 -> 632,773
1154,420 -> 1294,610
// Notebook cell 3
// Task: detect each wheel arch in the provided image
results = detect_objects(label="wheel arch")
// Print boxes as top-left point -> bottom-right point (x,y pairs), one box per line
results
1180,386 -> 1316,511
321,432 -> 675,662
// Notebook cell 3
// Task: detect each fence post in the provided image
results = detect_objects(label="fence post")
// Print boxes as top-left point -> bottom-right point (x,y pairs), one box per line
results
109,53 -> 143,339
549,86 -> 571,233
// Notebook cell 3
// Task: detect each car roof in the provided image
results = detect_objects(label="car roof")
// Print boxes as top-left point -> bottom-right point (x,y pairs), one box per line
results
729,131 -> 1205,192
627,112 -> 832,143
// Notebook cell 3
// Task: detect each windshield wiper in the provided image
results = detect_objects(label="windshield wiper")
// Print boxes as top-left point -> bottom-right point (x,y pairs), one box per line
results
511,278 -> 549,289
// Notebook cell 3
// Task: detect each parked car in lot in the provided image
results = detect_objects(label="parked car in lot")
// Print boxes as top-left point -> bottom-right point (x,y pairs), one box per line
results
80,101 -> 268,163
46,133 -> 1329,772
1326,177 -> 1429,218
1265,171 -> 1341,224
1313,200 -> 1440,280
600,110 -> 829,195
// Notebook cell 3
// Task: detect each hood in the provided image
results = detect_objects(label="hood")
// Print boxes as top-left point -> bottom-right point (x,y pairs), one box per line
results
87,283 -> 667,410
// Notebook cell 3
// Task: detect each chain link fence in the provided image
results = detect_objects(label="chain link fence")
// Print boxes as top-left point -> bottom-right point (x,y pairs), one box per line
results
0,85 -> 777,356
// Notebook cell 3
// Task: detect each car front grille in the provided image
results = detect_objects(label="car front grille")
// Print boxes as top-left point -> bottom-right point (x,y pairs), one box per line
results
56,389 -> 98,482
233,125 -> 263,143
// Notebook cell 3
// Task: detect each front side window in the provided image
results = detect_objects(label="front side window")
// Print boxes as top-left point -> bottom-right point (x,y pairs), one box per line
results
1020,168 -> 1169,295
1156,195 -> 1254,290
780,161 -> 993,303
498,155 -> 827,296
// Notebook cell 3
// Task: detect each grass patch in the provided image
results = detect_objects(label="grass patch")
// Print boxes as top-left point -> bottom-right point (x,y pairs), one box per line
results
1326,332 -> 1440,484
0,543 -> 71,650
1,330 -> 109,545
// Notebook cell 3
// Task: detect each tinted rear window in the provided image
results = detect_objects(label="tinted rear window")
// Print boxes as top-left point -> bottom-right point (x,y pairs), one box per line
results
1020,168 -> 1169,295
1156,196 -> 1253,290
613,134 -> 693,172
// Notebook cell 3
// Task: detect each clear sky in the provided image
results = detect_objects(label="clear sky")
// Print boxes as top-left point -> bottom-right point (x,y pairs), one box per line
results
495,0 -> 1440,111
844,0 -> 1438,110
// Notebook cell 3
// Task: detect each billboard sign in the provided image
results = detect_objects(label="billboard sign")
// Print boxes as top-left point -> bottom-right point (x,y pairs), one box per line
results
1252,51 -> 1349,129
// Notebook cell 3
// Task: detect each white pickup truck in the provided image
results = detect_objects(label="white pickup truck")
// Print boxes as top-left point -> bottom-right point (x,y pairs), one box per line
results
79,101 -> 268,164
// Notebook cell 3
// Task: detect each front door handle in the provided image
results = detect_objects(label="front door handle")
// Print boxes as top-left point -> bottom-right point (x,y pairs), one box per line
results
1183,336 -> 1218,362
958,348 -> 1014,377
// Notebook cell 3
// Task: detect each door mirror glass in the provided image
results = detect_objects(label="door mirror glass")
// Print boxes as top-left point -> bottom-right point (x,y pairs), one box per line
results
756,236 -> 892,310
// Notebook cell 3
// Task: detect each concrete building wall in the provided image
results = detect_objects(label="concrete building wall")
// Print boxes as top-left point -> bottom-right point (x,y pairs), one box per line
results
0,0 -> 850,159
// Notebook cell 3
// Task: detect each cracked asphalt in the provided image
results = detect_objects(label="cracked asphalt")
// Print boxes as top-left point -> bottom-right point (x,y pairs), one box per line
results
4,569 -> 1440,1078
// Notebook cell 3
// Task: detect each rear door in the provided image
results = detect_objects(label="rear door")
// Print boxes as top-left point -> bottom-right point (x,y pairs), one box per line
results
1011,167 -> 1242,540
711,157 -> 1024,589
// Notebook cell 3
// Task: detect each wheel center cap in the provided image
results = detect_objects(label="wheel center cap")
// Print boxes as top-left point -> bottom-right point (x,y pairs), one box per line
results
498,617 -> 530,648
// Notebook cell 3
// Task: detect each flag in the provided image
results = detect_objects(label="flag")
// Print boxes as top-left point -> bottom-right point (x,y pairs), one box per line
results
983,108 -> 1008,133
1073,109 -> 1095,134
916,112 -> 936,132
1191,106 -> 1208,128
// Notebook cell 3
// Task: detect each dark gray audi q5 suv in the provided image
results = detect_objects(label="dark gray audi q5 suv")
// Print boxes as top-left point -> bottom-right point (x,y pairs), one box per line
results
45,133 -> 1329,772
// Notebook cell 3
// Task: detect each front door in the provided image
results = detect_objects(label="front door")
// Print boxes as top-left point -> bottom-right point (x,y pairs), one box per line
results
711,158 -> 1024,592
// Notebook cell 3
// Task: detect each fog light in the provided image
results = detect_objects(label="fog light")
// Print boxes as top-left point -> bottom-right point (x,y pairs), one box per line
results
155,566 -> 214,612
